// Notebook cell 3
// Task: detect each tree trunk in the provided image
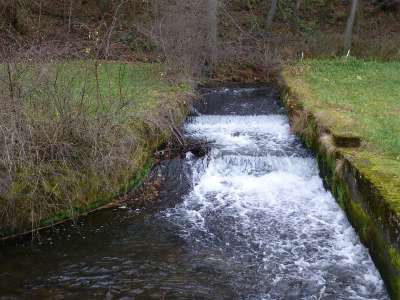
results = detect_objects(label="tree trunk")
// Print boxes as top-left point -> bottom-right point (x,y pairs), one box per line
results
294,0 -> 301,20
344,0 -> 359,51
266,0 -> 278,30
1,0 -> 19,30
292,0 -> 301,29
68,0 -> 73,33
207,0 -> 218,66
96,0 -> 111,18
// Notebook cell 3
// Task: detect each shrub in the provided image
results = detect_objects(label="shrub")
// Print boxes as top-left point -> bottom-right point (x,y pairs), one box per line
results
0,60 -> 189,235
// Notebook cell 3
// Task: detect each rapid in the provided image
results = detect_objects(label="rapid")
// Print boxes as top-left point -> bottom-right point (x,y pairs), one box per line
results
0,86 -> 388,299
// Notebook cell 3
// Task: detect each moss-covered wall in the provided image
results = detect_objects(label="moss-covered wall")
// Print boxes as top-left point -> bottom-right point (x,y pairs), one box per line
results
278,81 -> 400,299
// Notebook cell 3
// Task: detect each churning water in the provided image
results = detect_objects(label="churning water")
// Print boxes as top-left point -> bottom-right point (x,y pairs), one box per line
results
161,87 -> 388,299
0,86 -> 388,299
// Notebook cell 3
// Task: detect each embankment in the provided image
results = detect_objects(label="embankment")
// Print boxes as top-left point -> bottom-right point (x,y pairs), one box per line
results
0,62 -> 192,239
277,72 -> 400,299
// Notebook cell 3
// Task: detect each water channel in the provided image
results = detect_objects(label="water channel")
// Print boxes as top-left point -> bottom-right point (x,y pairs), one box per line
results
0,86 -> 388,299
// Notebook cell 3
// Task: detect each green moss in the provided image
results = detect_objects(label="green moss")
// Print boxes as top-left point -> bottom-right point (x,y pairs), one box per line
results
328,157 -> 400,299
389,247 -> 400,270
295,59 -> 400,157
349,151 -> 400,216
298,114 -> 319,152
332,177 -> 345,209
282,58 -> 400,180
278,75 -> 400,299
316,130 -> 400,298
348,199 -> 371,242
40,158 -> 155,227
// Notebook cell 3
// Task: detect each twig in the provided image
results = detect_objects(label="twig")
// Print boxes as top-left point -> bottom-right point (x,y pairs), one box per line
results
68,0 -> 73,33
220,6 -> 259,42
104,0 -> 127,59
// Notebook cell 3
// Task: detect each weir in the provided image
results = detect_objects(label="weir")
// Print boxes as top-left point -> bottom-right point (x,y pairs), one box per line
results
0,86 -> 389,299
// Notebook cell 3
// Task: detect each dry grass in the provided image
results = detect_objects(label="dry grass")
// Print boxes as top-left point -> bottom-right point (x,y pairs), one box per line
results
0,60 -> 190,236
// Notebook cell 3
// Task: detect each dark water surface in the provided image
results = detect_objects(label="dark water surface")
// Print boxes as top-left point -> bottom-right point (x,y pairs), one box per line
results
0,86 -> 388,299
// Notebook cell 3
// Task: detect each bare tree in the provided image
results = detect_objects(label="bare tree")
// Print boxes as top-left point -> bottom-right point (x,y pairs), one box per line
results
207,0 -> 218,66
96,0 -> 111,18
103,0 -> 127,59
294,0 -> 301,20
1,0 -> 19,31
68,0 -> 73,33
344,0 -> 359,52
147,1 -> 210,76
266,0 -> 278,30
38,0 -> 42,27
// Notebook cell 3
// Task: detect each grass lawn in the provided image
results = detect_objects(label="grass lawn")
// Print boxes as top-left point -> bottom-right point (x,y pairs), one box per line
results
0,61 -> 190,236
17,61 -> 188,113
283,58 -> 400,208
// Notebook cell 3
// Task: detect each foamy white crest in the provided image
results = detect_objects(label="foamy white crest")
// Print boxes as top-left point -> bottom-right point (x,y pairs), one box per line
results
165,113 -> 387,299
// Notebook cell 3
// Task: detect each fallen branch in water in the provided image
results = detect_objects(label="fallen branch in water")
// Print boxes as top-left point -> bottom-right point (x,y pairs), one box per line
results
154,138 -> 213,160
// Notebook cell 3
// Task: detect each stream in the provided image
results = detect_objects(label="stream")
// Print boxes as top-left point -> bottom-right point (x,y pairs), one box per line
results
0,86 -> 388,299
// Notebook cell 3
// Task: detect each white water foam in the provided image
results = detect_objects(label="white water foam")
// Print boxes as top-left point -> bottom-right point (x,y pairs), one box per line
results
163,115 -> 388,299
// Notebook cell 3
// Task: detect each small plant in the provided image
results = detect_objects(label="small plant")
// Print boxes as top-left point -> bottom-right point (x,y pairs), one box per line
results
0,58 -> 189,236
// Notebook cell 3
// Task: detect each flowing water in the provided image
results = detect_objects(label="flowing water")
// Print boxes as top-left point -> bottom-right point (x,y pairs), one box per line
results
0,86 -> 389,299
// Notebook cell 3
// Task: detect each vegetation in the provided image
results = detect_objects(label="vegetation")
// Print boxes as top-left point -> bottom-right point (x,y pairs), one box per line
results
0,0 -> 399,244
282,57 -> 400,212
0,0 -> 398,297
0,61 -> 190,236
281,59 -> 400,298
1,1 -> 400,65
285,58 -> 400,157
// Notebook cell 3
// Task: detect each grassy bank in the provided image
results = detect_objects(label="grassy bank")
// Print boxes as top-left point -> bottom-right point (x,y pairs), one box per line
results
283,58 -> 400,201
284,59 -> 400,156
0,61 -> 190,237
281,58 -> 400,297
